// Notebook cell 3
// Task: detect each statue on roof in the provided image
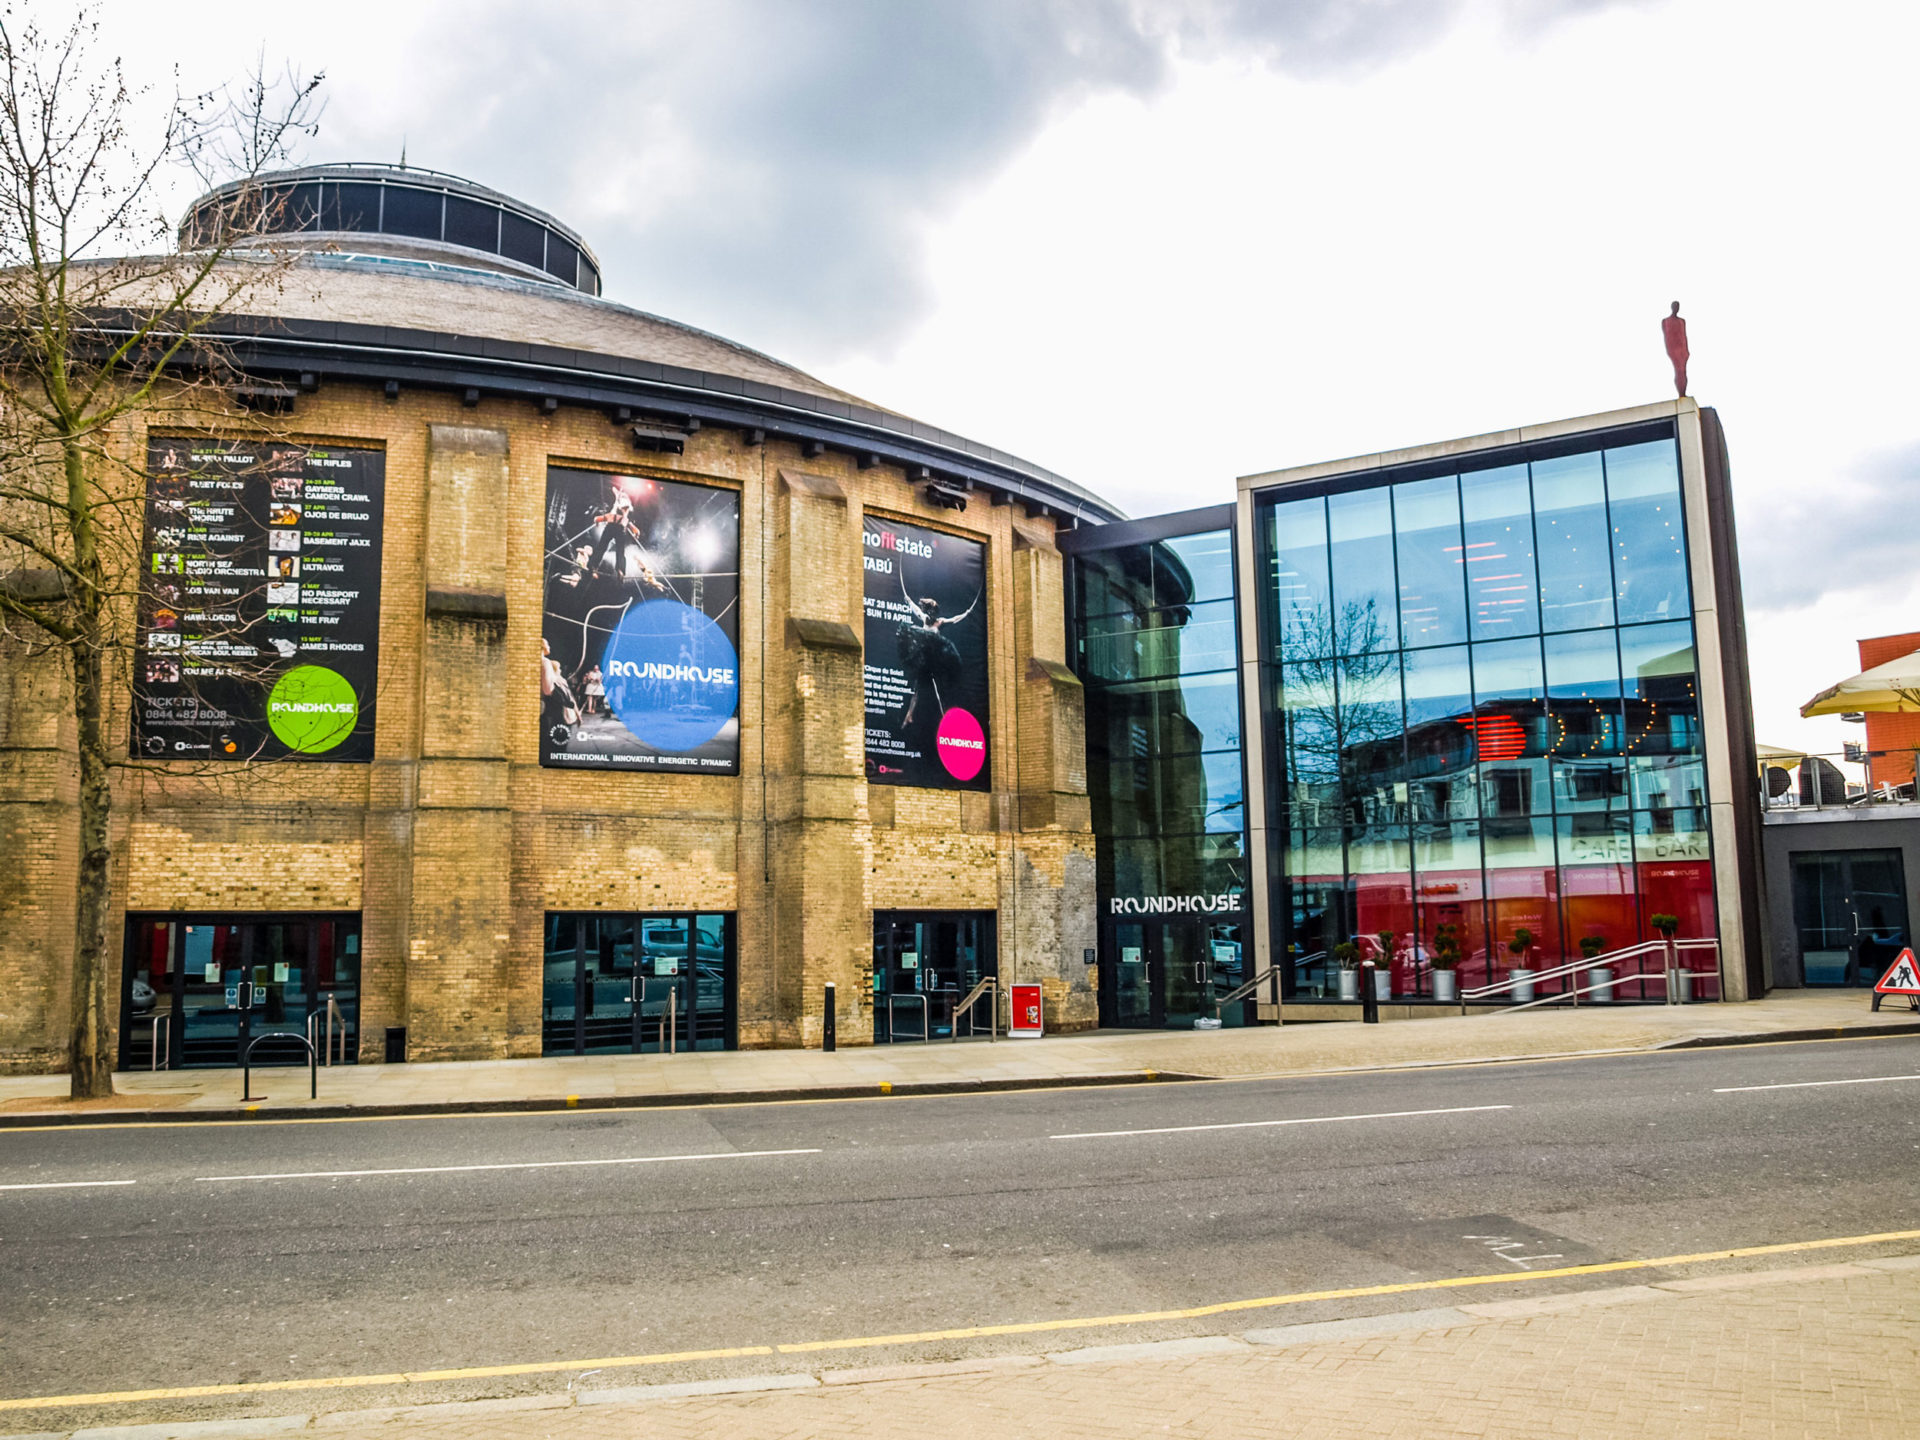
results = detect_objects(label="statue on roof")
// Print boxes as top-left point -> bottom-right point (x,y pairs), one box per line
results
1662,302 -> 1689,397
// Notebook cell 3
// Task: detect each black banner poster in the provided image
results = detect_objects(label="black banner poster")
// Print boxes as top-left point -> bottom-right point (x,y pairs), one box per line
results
540,467 -> 741,773
863,515 -> 990,790
132,438 -> 385,763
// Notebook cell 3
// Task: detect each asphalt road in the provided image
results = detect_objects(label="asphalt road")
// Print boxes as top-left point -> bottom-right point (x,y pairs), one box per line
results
3,1035 -> 1918,1429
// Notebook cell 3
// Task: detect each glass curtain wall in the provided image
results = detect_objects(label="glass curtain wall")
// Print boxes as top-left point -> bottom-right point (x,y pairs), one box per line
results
1076,529 -> 1247,907
1256,431 -> 1716,1002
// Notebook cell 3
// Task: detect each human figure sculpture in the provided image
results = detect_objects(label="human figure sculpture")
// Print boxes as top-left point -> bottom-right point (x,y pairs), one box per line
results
1662,301 -> 1689,396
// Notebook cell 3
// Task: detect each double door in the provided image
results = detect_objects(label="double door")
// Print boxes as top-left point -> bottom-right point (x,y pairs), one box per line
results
1791,849 -> 1909,986
1100,918 -> 1249,1029
121,915 -> 361,1069
871,911 -> 997,1042
542,912 -> 735,1055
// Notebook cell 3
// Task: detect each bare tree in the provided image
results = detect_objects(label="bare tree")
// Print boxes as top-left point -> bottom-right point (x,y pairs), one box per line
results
0,9 -> 320,1097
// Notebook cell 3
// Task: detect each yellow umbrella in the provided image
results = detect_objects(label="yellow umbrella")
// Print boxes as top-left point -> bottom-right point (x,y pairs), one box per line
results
1801,648 -> 1920,717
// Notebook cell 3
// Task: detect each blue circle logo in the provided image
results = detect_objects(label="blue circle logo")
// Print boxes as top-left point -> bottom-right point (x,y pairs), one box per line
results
602,600 -> 739,752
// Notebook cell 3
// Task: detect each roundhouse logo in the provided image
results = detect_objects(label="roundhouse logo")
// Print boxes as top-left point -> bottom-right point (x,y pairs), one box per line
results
1109,893 -> 1245,916
603,599 -> 740,753
934,706 -> 986,782
266,665 -> 358,754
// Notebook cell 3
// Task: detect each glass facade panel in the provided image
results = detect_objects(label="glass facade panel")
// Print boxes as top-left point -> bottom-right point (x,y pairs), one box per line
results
1393,475 -> 1469,648
1327,488 -> 1399,653
1604,439 -> 1690,624
1268,497 -> 1333,657
1531,451 -> 1615,633
1080,599 -> 1237,682
1459,464 -> 1540,639
1255,422 -> 1716,1003
1159,531 -> 1236,605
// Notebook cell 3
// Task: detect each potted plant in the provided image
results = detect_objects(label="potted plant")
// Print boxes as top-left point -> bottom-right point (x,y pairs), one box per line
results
1372,931 -> 1396,1002
1430,923 -> 1461,1004
1334,941 -> 1361,1003
1650,913 -> 1685,1002
1579,934 -> 1613,1002
1505,927 -> 1536,1003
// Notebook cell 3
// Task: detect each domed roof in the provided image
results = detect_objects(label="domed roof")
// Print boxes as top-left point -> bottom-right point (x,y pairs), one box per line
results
174,165 -> 1122,524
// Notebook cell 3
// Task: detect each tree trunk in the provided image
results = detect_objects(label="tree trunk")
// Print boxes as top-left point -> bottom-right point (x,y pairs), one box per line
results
68,628 -> 115,1098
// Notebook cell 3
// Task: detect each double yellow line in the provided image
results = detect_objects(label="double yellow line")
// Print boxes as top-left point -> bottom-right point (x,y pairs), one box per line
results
5,1227 -> 1915,1413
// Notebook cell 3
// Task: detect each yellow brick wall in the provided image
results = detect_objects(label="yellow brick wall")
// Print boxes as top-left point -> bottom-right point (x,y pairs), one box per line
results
0,375 -> 1099,1068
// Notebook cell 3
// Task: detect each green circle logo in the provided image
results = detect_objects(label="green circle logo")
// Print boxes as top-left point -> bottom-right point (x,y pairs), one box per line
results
267,665 -> 359,754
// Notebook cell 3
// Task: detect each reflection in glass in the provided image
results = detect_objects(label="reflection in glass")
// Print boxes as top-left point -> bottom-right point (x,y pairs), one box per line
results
1604,440 -> 1690,624
1557,812 -> 1638,966
1401,645 -> 1476,821
1268,497 -> 1333,658
1472,636 -> 1549,818
1413,821 -> 1488,989
1532,451 -> 1614,632
1159,531 -> 1236,606
1279,660 -> 1343,828
1284,828 -> 1343,998
1459,464 -> 1540,638
1545,628 -> 1624,808
1392,475 -> 1469,648
1080,600 -> 1237,682
1328,488 -> 1399,653
1620,621 -> 1699,760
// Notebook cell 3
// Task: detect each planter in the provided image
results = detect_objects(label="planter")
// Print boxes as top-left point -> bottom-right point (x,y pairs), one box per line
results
1337,969 -> 1360,1002
1585,966 -> 1615,1002
1668,967 -> 1693,1004
1508,968 -> 1536,1004
1432,970 -> 1459,1004
1372,968 -> 1393,1002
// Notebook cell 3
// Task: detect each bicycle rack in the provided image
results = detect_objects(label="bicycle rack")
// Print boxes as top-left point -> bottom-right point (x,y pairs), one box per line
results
242,1030 -> 317,1102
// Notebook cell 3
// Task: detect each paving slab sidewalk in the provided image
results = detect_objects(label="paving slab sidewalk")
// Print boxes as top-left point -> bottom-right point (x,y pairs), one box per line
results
1,990 -> 1912,1124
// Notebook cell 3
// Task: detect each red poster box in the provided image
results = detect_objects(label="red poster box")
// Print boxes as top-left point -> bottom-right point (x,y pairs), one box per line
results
1010,983 -> 1043,1038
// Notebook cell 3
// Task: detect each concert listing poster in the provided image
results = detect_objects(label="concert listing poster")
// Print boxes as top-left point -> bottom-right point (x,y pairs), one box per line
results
862,515 -> 990,791
132,437 -> 385,763
539,466 -> 741,774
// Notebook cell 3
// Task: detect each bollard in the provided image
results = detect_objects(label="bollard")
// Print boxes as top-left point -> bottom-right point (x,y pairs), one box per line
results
823,981 -> 836,1052
1360,961 -> 1379,1024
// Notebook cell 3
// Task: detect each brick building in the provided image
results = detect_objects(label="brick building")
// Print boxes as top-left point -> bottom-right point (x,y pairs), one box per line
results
0,164 -> 1119,1071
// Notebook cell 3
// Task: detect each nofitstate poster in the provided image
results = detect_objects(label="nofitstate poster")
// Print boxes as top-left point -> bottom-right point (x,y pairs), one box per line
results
132,438 -> 384,762
540,467 -> 741,773
862,515 -> 990,790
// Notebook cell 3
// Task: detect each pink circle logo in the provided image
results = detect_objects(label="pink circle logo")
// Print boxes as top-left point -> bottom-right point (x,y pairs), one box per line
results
934,707 -> 987,782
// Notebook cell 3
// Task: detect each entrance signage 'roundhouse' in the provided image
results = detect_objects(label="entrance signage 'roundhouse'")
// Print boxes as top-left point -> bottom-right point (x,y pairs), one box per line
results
1109,893 -> 1246,916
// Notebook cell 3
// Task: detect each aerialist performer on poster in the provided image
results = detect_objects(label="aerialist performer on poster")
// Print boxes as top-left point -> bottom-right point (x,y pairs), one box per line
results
586,493 -> 667,594
1662,301 -> 1689,397
896,576 -> 979,730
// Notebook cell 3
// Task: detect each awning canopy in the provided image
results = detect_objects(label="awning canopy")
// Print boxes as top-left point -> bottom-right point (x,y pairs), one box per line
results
1801,648 -> 1920,717
1756,742 -> 1807,766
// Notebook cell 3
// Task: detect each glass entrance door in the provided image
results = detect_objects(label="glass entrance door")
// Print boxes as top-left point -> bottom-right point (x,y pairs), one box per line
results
121,915 -> 361,1069
1791,849 -> 1909,986
1100,918 -> 1250,1029
871,911 -> 998,1042
543,911 -> 737,1054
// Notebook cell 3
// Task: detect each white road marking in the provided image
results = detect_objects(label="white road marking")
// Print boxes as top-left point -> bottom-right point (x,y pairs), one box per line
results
1050,1104 -> 1512,1140
197,1148 -> 822,1182
0,1179 -> 136,1191
1715,1073 -> 1920,1094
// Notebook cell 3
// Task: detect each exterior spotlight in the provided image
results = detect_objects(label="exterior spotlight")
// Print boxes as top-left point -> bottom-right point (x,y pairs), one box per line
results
462,388 -> 480,407
540,396 -> 559,415
926,481 -> 969,511
630,424 -> 686,455
383,379 -> 400,401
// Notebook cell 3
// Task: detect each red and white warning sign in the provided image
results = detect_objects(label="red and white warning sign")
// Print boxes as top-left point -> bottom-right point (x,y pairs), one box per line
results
1874,948 -> 1920,995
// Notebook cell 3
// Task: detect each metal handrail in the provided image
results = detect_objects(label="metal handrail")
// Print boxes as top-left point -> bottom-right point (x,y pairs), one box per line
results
307,995 -> 350,1066
1214,964 -> 1284,1013
886,992 -> 929,1043
150,1013 -> 170,1071
952,978 -> 997,1041
1477,941 -> 1721,1013
1459,939 -> 1680,1001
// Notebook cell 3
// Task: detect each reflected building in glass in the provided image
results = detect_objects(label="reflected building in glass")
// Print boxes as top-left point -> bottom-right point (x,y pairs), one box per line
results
1237,402 -> 1763,1007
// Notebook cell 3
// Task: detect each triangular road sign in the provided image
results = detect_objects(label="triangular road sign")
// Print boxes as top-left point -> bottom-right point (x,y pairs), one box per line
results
1874,948 -> 1920,995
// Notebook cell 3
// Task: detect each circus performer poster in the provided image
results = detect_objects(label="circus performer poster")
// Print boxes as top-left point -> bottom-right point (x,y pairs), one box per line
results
862,515 -> 990,791
540,467 -> 740,773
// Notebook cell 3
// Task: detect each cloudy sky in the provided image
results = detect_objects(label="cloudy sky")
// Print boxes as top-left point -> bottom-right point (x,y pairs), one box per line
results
81,0 -> 1920,753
